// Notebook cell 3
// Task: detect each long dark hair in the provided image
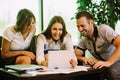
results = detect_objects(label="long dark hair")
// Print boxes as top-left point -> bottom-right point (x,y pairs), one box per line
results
15,8 -> 36,32
42,16 -> 68,42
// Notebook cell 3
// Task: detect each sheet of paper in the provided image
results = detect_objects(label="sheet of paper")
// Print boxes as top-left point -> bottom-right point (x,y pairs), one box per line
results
51,66 -> 90,74
26,66 -> 91,76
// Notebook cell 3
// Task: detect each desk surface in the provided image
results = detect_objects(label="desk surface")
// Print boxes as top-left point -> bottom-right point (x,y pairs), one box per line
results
0,67 -> 107,80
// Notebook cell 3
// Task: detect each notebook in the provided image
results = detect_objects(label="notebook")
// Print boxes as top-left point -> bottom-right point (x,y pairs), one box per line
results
5,64 -> 44,72
48,50 -> 76,69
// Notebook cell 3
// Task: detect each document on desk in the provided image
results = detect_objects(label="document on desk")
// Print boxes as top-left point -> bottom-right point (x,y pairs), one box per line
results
52,66 -> 91,74
5,64 -> 45,73
26,66 -> 91,76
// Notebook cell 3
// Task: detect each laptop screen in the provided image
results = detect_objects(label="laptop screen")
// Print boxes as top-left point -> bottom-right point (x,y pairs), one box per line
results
48,50 -> 76,69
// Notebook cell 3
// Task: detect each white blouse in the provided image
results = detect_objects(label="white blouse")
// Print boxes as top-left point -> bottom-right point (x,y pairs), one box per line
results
3,26 -> 35,50
36,33 -> 74,65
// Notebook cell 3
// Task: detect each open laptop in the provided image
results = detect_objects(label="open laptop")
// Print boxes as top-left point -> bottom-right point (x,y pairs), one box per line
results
5,64 -> 43,72
48,50 -> 76,69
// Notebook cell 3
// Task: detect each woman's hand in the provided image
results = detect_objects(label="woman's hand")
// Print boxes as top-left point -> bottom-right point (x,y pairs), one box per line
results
40,54 -> 48,66
21,51 -> 35,60
41,60 -> 48,66
70,59 -> 78,68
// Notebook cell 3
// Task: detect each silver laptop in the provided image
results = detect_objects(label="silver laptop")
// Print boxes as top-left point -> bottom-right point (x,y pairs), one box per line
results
48,50 -> 76,69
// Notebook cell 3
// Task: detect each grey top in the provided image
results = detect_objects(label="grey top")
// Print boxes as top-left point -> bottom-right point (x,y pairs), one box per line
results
77,24 -> 119,60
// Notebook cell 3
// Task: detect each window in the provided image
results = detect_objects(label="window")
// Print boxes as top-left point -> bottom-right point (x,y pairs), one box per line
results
115,20 -> 120,34
1,0 -> 119,45
0,0 -> 40,35
43,0 -> 80,45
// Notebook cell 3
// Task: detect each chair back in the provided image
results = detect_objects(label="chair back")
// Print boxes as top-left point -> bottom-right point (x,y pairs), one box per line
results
0,36 -> 4,67
0,36 -> 2,56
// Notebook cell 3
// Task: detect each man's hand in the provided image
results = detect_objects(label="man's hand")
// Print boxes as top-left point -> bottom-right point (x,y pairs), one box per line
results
81,57 -> 97,66
93,61 -> 111,69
